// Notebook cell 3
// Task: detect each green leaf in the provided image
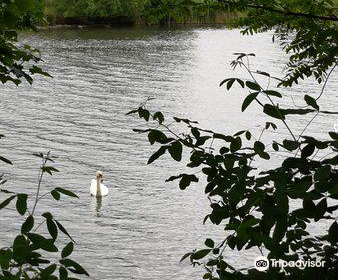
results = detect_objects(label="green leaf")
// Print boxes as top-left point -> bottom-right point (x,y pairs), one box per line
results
16,194 -> 28,216
26,233 -> 58,252
262,90 -> 282,98
301,143 -> 315,158
283,140 -> 299,151
21,215 -> 34,234
265,122 -> 277,130
272,218 -> 287,242
230,137 -> 242,152
125,109 -> 138,115
0,156 -> 12,165
138,108 -> 150,121
227,79 -> 235,90
55,220 -> 75,243
60,259 -> 89,276
40,264 -> 57,278
13,235 -> 29,258
179,174 -> 198,190
0,249 -> 12,270
245,81 -> 261,91
192,249 -> 211,260
314,198 -> 327,221
304,95 -> 319,110
47,219 -> 58,240
168,141 -> 182,162
272,142 -> 279,151
153,111 -> 164,124
219,78 -> 232,87
236,79 -> 245,88
51,190 -> 61,200
263,104 -> 285,120
314,165 -> 331,181
242,92 -> 258,112
62,242 -> 74,259
329,131 -> 338,140
54,187 -> 79,198
148,130 -> 167,145
256,71 -> 270,77
180,252 -> 192,262
254,141 -> 265,154
328,222 -> 338,244
42,212 -> 54,220
205,238 -> 214,248
42,166 -> 59,175
148,146 -> 167,164
0,195 -> 16,210
59,266 -> 68,280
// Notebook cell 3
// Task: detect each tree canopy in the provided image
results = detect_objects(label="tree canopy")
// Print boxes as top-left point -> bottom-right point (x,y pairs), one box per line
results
130,1 -> 338,280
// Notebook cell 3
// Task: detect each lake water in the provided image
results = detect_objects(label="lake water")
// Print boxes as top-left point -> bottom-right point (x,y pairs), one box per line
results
0,26 -> 337,280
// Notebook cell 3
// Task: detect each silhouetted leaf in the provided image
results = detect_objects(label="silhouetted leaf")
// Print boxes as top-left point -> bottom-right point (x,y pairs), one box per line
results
0,156 -> 12,165
179,174 -> 198,190
245,81 -> 261,91
21,215 -> 34,234
40,264 -> 57,278
42,166 -> 59,175
283,140 -> 299,151
55,220 -> 75,243
148,146 -> 167,164
0,195 -> 16,210
148,130 -> 167,145
263,104 -> 285,120
193,249 -> 211,260
47,219 -> 58,240
262,90 -> 282,98
180,252 -> 192,262
168,141 -> 182,162
153,111 -> 164,124
16,194 -> 28,216
227,79 -> 235,90
242,92 -> 258,112
42,212 -> 54,220
59,266 -> 68,280
304,95 -> 319,110
55,187 -> 79,198
205,238 -> 214,248
301,143 -> 315,158
329,131 -> 338,140
26,233 -> 58,252
62,242 -> 74,259
51,190 -> 60,200
60,259 -> 89,276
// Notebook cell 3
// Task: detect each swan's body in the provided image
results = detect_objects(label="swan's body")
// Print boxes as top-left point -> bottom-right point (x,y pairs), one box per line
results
90,179 -> 108,197
90,171 -> 108,197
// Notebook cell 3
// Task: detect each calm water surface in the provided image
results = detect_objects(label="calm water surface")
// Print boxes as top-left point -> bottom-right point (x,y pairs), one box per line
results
0,26 -> 337,279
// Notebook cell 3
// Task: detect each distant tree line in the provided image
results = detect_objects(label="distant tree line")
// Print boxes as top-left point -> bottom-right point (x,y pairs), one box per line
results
44,0 -> 239,25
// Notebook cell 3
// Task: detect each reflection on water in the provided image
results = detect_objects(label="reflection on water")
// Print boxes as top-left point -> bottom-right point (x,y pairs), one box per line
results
0,26 -> 337,280
92,196 -> 103,217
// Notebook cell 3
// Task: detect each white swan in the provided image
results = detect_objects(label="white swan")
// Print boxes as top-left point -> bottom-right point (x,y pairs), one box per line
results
90,171 -> 109,197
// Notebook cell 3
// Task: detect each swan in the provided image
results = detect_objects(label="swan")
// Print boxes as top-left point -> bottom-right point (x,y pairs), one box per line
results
90,171 -> 109,197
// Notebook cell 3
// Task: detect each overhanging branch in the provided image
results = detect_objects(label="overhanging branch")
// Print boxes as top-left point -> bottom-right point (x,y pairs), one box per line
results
216,0 -> 338,21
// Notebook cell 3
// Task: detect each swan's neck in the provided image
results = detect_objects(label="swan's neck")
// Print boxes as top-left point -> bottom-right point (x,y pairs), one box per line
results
96,178 -> 101,197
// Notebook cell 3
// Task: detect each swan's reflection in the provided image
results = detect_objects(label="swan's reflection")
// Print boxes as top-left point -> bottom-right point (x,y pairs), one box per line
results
91,196 -> 104,217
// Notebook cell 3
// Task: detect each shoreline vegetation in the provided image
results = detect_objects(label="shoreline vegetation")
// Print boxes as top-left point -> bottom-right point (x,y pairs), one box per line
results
44,0 -> 241,26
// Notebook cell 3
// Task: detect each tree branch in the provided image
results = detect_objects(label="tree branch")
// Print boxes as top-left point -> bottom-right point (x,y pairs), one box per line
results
217,1 -> 338,21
